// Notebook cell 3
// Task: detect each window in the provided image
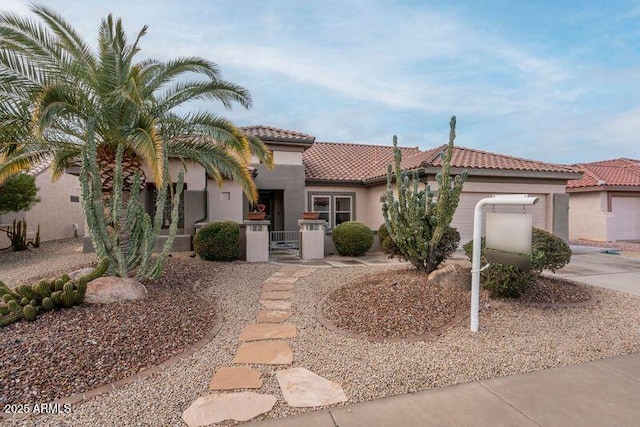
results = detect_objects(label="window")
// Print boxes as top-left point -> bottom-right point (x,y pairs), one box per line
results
334,196 -> 352,226
311,195 -> 331,224
309,192 -> 355,229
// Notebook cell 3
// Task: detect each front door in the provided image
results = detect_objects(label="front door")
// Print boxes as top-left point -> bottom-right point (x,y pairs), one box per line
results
257,190 -> 285,231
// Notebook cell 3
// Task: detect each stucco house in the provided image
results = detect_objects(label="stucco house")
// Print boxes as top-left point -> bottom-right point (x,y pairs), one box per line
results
0,162 -> 85,249
567,158 -> 640,242
174,125 -> 580,253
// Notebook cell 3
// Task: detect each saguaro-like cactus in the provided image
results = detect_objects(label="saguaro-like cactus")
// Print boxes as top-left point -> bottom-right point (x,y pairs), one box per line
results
382,116 -> 468,273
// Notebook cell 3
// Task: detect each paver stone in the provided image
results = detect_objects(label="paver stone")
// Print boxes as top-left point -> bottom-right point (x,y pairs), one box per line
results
239,324 -> 297,341
233,341 -> 294,365
258,310 -> 292,323
209,366 -> 262,390
276,367 -> 348,407
182,392 -> 276,426
260,291 -> 292,300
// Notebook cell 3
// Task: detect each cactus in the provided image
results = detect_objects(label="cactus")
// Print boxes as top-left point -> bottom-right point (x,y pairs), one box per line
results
20,297 -> 30,306
7,299 -> 21,313
0,312 -> 24,327
36,281 -> 51,298
60,274 -> 71,284
41,297 -> 55,311
50,291 -> 62,306
2,294 -> 16,304
75,280 -> 87,303
16,284 -> 36,300
54,279 -> 64,291
34,224 -> 40,248
61,283 -> 74,307
382,117 -> 467,274
22,305 -> 36,321
79,257 -> 110,282
0,306 -> 10,315
29,299 -> 38,306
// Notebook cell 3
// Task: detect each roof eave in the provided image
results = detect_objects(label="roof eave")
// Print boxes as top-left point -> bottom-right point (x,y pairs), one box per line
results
423,167 -> 582,180
567,184 -> 640,193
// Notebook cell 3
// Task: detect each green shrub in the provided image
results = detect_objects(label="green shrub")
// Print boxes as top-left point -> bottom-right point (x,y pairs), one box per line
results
378,223 -> 404,259
463,228 -> 571,298
194,221 -> 239,261
332,221 -> 374,256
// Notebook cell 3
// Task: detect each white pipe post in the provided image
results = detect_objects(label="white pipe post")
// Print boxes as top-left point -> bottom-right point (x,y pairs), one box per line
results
470,195 -> 538,332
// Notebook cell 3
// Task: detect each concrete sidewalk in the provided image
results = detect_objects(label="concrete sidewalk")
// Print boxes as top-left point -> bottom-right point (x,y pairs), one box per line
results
247,353 -> 640,427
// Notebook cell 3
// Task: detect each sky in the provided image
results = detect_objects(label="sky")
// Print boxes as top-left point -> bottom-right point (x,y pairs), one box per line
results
3,0 -> 640,164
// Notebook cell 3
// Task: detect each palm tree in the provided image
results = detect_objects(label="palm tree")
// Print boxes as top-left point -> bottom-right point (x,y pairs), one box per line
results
0,5 -> 273,198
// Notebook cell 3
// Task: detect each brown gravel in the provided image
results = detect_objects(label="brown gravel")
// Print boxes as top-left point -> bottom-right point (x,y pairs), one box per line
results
321,268 -> 594,340
0,256 -> 218,406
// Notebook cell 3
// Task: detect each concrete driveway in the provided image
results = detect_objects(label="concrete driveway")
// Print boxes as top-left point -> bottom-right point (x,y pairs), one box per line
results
553,246 -> 640,295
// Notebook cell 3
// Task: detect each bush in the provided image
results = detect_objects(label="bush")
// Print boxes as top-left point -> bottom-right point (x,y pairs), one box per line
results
463,228 -> 571,298
378,223 -> 404,260
332,221 -> 374,256
194,221 -> 239,261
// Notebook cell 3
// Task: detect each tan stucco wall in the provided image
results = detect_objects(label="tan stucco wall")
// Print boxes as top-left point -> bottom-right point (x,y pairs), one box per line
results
208,178 -> 243,223
1,171 -> 84,248
568,191 -> 611,241
140,160 -> 206,191
306,180 -> 568,239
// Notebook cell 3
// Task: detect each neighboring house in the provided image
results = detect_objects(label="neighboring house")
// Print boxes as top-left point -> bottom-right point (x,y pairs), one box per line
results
0,162 -> 85,249
567,158 -> 640,242
304,140 -> 580,244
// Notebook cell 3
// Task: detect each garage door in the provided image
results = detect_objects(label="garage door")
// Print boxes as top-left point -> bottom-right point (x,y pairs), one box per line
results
452,193 -> 547,245
612,197 -> 640,241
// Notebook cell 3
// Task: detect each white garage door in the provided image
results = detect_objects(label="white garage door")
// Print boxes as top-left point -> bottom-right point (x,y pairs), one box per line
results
452,193 -> 547,245
612,197 -> 640,241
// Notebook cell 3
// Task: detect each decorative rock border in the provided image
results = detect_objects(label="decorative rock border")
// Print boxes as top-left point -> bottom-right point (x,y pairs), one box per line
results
1,309 -> 223,422
315,292 -> 469,344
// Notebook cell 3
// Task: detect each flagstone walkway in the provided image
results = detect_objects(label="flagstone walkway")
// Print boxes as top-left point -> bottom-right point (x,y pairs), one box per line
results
182,266 -> 348,427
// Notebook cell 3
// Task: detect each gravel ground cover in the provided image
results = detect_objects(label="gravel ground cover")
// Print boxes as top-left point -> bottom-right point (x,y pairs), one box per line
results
2,241 -> 640,426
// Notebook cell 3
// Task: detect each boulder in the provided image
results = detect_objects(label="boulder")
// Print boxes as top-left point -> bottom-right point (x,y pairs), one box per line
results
84,277 -> 148,304
428,261 -> 471,291
68,267 -> 95,281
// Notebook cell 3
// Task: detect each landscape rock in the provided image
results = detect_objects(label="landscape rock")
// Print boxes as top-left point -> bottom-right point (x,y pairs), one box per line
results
428,262 -> 471,291
239,323 -> 297,341
84,277 -> 148,304
233,340 -> 294,365
209,366 -> 262,390
68,267 -> 95,281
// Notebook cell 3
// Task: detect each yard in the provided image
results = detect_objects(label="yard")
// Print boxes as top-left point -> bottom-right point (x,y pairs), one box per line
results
1,239 -> 640,426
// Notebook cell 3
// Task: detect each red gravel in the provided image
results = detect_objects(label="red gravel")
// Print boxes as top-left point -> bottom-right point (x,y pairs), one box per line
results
0,257 -> 218,406
321,268 -> 593,340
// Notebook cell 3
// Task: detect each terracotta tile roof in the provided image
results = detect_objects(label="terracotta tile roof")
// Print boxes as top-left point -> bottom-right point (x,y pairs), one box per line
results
304,142 -> 577,182
567,158 -> 640,189
240,125 -> 315,143
427,145 -> 577,173
303,142 -> 421,182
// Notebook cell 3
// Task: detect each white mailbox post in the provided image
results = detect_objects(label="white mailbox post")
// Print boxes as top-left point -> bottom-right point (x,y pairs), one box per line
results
470,194 -> 539,332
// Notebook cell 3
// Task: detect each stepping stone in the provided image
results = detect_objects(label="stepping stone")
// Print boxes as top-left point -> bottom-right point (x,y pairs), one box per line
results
258,310 -> 292,323
239,323 -> 297,341
260,291 -> 292,300
276,367 -> 348,408
264,276 -> 298,284
260,300 -> 291,310
182,392 -> 276,426
209,366 -> 262,390
233,340 -> 294,365
263,283 -> 293,291
271,271 -> 297,277
291,270 -> 314,277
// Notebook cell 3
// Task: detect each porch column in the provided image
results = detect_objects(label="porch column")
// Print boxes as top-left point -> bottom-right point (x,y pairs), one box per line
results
298,219 -> 325,260
244,220 -> 269,262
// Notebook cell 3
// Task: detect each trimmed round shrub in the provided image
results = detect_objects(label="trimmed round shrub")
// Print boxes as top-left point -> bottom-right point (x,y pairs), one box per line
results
194,221 -> 239,261
332,221 -> 374,256
462,228 -> 572,299
378,223 -> 404,260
